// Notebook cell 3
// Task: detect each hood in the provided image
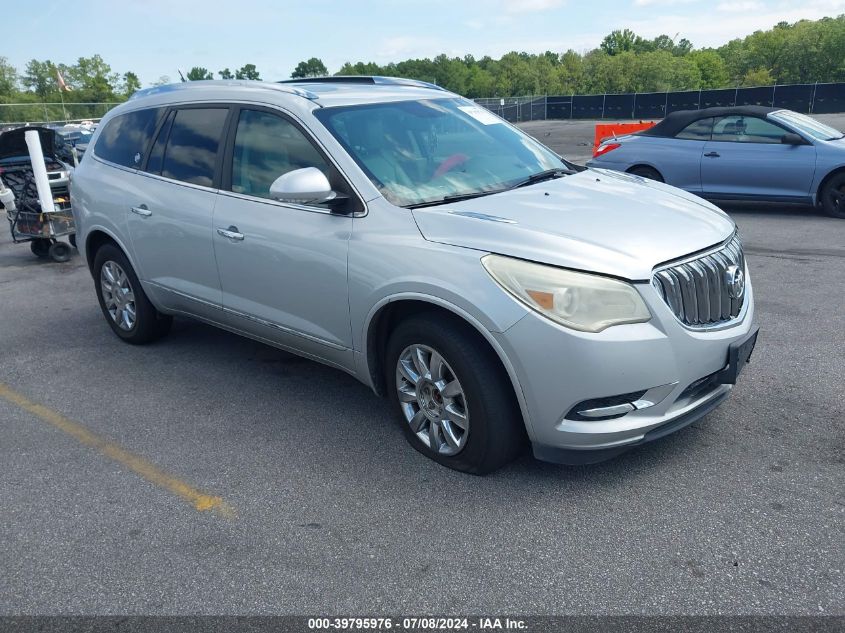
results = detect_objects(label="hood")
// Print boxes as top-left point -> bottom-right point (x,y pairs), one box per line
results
411,169 -> 735,280
0,126 -> 57,162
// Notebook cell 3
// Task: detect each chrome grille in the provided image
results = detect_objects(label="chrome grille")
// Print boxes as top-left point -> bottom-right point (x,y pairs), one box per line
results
652,235 -> 745,327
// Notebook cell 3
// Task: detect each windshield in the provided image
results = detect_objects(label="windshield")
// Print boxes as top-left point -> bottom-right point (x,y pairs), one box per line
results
770,110 -> 844,141
314,98 -> 565,207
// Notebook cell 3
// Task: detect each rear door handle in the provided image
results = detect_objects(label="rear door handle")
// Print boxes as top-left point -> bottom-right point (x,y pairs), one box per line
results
130,204 -> 152,217
704,152 -> 720,158
216,226 -> 244,241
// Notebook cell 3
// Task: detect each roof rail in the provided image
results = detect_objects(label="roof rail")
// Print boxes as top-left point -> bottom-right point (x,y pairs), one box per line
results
278,76 -> 448,91
129,80 -> 319,101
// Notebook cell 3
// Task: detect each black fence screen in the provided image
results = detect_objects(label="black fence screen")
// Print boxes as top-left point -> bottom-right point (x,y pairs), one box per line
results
634,92 -> 666,119
475,82 -> 844,121
571,95 -> 604,119
812,83 -> 845,114
545,96 -> 572,119
771,84 -> 814,113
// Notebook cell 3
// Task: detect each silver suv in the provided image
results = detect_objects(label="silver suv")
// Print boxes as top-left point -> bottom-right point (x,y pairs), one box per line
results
72,77 -> 758,474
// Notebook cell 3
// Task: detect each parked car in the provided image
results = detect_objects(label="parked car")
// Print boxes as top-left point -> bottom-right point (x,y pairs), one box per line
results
72,78 -> 758,473
0,126 -> 73,190
55,125 -> 96,160
586,106 -> 845,218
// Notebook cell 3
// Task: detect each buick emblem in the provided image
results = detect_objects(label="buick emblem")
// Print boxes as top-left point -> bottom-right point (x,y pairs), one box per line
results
725,265 -> 745,299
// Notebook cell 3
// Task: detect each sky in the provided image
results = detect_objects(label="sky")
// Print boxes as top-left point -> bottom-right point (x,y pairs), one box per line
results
4,0 -> 845,85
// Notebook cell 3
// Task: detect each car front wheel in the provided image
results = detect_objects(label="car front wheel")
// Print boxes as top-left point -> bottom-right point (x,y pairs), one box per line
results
385,313 -> 525,474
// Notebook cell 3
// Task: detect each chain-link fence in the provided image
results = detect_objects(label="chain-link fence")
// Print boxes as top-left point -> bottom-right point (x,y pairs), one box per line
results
476,82 -> 845,122
0,102 -> 121,127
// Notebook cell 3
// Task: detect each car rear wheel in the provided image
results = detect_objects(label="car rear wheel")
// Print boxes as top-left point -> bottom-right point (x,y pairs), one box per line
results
820,172 -> 845,219
385,313 -> 525,474
93,244 -> 172,344
628,165 -> 664,182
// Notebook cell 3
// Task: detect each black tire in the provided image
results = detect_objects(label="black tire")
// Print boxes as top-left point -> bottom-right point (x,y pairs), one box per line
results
30,238 -> 52,258
820,172 -> 845,219
628,165 -> 664,182
48,241 -> 72,263
385,313 -> 526,474
92,244 -> 172,344
68,233 -> 77,248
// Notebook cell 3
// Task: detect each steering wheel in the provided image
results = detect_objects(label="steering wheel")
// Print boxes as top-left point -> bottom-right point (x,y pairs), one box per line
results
433,153 -> 470,179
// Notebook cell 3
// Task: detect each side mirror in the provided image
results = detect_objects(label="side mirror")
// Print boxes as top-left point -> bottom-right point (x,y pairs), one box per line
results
269,167 -> 337,205
781,133 -> 805,146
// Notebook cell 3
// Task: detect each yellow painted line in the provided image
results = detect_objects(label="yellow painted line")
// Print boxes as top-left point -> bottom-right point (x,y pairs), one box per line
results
0,382 -> 233,518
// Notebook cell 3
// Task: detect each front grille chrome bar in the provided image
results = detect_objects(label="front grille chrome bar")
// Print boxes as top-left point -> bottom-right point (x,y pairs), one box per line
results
652,234 -> 745,328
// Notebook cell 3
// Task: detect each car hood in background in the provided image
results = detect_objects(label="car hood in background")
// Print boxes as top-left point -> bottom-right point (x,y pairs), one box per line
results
0,126 -> 57,161
411,169 -> 735,280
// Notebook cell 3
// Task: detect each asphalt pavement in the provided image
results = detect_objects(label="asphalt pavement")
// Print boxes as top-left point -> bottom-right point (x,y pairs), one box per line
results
0,137 -> 843,615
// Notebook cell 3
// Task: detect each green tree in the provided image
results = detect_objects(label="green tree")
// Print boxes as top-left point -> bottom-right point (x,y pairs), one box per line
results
68,55 -> 119,101
690,50 -> 729,89
218,68 -> 234,80
187,67 -> 213,81
291,58 -> 328,78
235,64 -> 261,80
0,56 -> 17,98
22,59 -> 57,98
600,29 -> 644,56
742,68 -> 775,86
121,71 -> 142,97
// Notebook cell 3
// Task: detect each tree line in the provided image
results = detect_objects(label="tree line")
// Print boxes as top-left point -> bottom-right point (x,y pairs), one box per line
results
1,15 -> 843,119
332,15 -> 845,97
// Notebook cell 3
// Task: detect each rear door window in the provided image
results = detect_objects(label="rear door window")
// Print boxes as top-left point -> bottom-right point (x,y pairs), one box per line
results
160,108 -> 228,187
94,108 -> 164,168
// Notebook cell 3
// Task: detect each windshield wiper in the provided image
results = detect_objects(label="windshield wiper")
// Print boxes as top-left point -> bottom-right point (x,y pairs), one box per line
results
511,168 -> 574,189
406,189 -> 505,209
405,167 -> 577,208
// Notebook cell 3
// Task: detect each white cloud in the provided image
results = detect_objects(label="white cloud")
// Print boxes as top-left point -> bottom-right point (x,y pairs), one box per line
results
376,36 -> 458,60
506,0 -> 565,13
716,1 -> 763,11
633,0 -> 699,6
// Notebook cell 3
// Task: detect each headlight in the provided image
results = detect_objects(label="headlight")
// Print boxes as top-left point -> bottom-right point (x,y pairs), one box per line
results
482,254 -> 651,333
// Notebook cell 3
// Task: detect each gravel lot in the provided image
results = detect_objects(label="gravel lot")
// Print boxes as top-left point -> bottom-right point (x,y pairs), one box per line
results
0,124 -> 843,616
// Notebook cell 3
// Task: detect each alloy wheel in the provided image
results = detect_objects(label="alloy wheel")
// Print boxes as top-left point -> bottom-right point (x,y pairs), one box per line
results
100,261 -> 136,331
395,344 -> 469,455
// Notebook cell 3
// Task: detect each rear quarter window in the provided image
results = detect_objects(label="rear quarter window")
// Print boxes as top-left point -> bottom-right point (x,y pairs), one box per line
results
675,118 -> 713,141
94,108 -> 164,168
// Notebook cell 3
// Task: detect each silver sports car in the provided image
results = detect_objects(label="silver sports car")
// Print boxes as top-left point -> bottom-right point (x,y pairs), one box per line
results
586,106 -> 845,218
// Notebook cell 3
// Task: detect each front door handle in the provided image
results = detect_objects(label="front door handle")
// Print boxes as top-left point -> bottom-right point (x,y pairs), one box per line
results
216,226 -> 244,241
130,204 -> 152,217
704,152 -> 720,158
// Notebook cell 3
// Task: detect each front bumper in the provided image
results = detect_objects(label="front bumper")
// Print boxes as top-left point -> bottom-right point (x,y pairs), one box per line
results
493,271 -> 756,464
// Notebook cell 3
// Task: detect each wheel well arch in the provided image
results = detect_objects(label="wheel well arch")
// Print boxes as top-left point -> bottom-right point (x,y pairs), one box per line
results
364,299 -> 531,434
816,165 -> 845,200
626,163 -> 663,177
84,230 -> 120,276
